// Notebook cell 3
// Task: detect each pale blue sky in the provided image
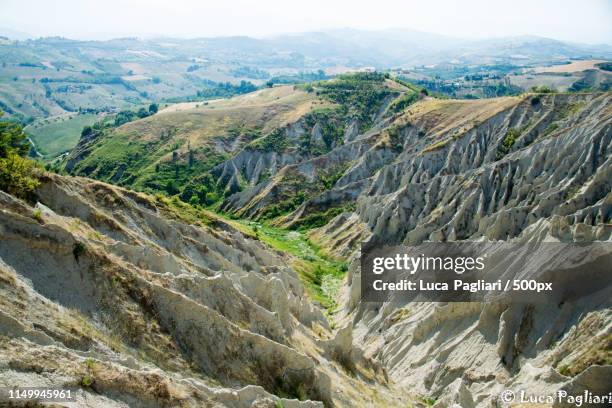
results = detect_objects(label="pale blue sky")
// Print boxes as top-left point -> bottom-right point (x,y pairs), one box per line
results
1,0 -> 610,44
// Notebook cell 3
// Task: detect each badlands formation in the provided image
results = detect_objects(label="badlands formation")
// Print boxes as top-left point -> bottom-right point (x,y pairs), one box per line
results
1,85 -> 611,406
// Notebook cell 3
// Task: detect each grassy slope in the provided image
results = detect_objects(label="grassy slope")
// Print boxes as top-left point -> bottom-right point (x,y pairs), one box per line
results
384,95 -> 523,150
219,216 -> 347,315
69,86 -> 323,191
25,113 -> 101,158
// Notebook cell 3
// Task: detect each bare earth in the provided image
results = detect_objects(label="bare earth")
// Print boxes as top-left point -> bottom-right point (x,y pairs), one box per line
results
533,59 -> 608,73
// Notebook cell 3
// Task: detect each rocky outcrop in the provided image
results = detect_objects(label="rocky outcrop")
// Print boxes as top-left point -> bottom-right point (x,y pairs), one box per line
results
322,93 -> 612,406
219,92 -> 610,406
0,174 -> 412,407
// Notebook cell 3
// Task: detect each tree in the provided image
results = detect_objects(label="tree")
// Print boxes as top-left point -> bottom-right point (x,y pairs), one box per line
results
81,126 -> 93,137
204,191 -> 219,205
0,116 -> 29,158
189,195 -> 199,206
164,180 -> 179,195
137,107 -> 149,118
148,103 -> 158,114
0,111 -> 40,198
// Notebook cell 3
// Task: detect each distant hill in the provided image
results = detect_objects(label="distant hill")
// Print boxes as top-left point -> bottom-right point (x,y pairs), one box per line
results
0,27 -> 33,40
0,29 -> 610,125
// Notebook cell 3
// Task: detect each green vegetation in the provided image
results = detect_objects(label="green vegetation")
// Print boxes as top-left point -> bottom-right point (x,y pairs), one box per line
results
567,68 -> 611,92
292,203 -> 356,231
65,74 -> 413,213
229,66 -> 270,80
260,191 -> 307,220
25,113 -> 100,159
558,365 -> 571,376
81,358 -> 96,387
73,241 -> 86,261
268,70 -> 327,85
530,85 -> 556,93
154,194 -> 212,227
422,138 -> 451,153
419,396 -> 437,406
179,174 -> 221,207
543,122 -> 559,137
113,103 -> 159,127
0,111 -> 41,199
249,128 -> 289,152
313,72 -> 397,131
299,107 -> 346,154
257,164 -> 351,222
273,377 -> 308,401
250,73 -> 403,157
555,333 -> 612,377
71,120 -> 228,200
251,73 -> 399,156
32,208 -> 43,222
496,128 -> 520,159
317,164 -> 349,190
195,81 -> 258,99
227,219 -> 347,311
81,375 -> 93,387
596,62 -> 612,72
387,92 -> 419,114
387,124 -> 408,152
558,102 -> 585,119
410,70 -> 521,99
391,77 -> 423,93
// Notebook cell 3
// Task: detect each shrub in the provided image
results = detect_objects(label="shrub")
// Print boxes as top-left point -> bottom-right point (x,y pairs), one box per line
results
388,92 -> 419,113
189,195 -> 199,206
73,241 -> 86,261
419,396 -> 437,406
0,111 -> 41,199
204,191 -> 219,205
250,128 -> 288,152
530,85 -> 556,94
81,375 -> 93,387
0,152 -> 41,198
294,205 -> 351,231
32,208 -> 43,222
496,128 -> 520,160
81,126 -> 93,137
137,107 -> 149,118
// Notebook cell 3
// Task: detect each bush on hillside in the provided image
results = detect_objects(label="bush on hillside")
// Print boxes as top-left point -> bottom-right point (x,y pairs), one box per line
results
530,85 -> 556,94
0,111 -> 41,198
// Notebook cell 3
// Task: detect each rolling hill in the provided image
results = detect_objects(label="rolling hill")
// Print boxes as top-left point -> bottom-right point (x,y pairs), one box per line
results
65,73 -> 418,202
1,71 -> 611,407
0,30 -> 610,125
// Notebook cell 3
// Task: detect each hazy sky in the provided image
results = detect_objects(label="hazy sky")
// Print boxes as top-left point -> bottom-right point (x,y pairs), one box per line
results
1,0 -> 611,44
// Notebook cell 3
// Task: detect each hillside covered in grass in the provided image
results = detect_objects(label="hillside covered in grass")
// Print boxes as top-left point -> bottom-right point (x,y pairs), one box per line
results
64,73 -> 419,209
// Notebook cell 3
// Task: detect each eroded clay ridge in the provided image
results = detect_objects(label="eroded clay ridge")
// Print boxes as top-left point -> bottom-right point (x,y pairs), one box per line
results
0,174 -> 411,407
